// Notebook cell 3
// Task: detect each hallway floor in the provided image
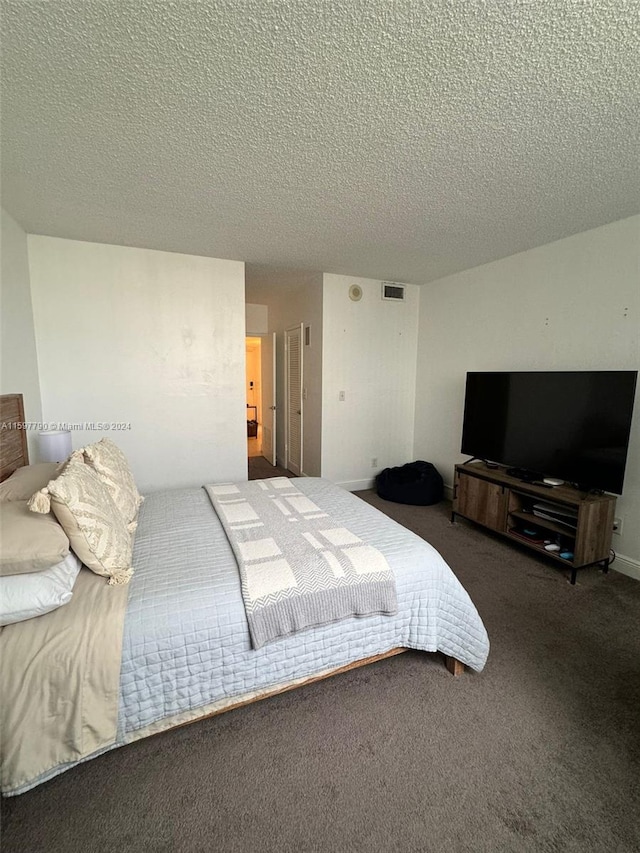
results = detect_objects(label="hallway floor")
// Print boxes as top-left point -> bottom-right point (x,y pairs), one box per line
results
247,456 -> 295,480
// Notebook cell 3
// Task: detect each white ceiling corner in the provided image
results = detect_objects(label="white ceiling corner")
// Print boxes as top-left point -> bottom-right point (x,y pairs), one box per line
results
1,0 -> 638,285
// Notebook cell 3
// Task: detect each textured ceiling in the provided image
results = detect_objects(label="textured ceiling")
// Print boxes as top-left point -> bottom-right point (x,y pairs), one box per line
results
1,1 -> 639,284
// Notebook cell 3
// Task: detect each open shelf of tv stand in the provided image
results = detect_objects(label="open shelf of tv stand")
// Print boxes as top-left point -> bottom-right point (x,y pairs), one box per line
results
451,462 -> 616,584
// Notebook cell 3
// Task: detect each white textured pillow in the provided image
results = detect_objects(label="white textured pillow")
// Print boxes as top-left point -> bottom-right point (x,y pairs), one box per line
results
0,552 -> 82,626
28,461 -> 133,585
79,439 -> 143,530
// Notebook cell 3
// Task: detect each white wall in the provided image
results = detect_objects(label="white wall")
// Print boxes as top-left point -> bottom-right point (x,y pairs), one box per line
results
245,303 -> 268,335
322,274 -> 420,490
0,209 -> 42,459
414,215 -> 640,574
28,236 -> 247,492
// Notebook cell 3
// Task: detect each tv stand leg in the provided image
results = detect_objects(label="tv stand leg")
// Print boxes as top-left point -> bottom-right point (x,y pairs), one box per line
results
602,558 -> 610,575
570,567 -> 577,585
450,511 -> 457,524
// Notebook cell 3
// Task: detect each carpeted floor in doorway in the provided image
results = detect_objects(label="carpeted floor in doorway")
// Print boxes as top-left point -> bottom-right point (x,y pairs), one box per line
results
248,455 -> 295,480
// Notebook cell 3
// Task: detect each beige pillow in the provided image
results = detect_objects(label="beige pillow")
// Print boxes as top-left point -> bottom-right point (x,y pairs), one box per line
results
0,501 -> 70,576
0,463 -> 61,502
79,439 -> 143,529
28,461 -> 133,585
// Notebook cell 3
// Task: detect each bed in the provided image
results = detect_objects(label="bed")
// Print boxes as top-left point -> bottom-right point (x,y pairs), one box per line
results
0,394 -> 489,796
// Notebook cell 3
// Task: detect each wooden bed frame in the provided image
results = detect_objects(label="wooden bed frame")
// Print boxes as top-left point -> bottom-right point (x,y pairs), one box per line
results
180,648 -> 462,734
0,394 -> 464,723
0,394 -> 29,482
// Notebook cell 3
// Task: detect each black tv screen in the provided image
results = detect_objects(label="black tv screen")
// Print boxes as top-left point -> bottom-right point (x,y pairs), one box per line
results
461,371 -> 637,494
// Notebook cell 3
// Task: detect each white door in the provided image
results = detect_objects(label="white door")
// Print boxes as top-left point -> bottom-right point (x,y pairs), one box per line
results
285,324 -> 303,476
261,332 -> 277,466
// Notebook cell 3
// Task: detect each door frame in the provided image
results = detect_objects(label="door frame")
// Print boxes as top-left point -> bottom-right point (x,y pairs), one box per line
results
284,323 -> 304,476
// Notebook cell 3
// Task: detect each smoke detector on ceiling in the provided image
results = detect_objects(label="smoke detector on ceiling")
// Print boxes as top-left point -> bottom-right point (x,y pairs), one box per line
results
381,282 -> 405,301
349,284 -> 363,301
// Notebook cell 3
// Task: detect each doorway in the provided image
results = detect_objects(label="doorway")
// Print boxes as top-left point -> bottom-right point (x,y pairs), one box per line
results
245,333 -> 277,469
245,337 -> 262,458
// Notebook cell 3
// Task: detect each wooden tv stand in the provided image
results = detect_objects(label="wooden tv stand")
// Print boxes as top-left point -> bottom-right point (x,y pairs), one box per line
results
451,462 -> 616,584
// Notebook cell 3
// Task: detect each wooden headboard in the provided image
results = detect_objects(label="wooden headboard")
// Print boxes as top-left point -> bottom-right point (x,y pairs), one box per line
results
0,394 -> 29,481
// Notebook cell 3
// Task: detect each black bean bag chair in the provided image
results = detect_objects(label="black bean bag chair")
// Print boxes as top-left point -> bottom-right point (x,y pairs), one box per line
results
375,460 -> 444,506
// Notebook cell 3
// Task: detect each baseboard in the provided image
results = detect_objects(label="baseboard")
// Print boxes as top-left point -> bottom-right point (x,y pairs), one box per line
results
444,482 -> 454,501
611,553 -> 640,581
336,478 -> 376,492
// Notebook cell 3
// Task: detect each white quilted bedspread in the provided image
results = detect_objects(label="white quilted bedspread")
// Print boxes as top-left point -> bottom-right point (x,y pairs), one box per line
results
117,479 -> 489,737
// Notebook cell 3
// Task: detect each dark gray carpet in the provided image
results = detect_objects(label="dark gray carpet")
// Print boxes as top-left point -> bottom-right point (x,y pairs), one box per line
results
3,493 -> 640,853
248,456 -> 294,480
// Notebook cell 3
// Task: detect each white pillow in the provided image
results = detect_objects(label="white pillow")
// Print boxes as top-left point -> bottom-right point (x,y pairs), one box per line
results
0,552 -> 82,626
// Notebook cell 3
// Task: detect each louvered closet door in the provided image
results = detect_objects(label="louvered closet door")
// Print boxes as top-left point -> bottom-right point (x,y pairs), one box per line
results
285,324 -> 303,476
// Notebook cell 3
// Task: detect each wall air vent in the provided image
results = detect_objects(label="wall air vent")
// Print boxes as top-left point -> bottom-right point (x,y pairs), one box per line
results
381,282 -> 405,301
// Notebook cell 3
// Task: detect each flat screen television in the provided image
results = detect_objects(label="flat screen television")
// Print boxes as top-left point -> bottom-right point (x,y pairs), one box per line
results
461,371 -> 638,494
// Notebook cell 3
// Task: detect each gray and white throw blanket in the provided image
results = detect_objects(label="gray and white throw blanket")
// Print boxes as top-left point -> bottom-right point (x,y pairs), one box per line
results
205,478 -> 397,648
